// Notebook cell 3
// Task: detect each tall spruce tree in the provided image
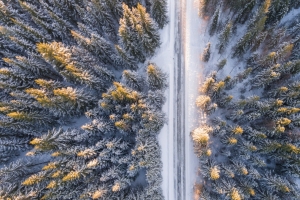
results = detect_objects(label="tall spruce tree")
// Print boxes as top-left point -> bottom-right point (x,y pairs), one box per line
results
151,0 -> 168,29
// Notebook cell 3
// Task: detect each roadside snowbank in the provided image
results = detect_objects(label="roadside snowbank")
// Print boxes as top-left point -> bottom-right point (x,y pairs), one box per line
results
152,0 -> 176,199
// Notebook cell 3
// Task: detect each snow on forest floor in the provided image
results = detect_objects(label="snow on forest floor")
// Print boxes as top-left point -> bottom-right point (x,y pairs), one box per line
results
151,0 -> 176,198
184,0 -> 209,199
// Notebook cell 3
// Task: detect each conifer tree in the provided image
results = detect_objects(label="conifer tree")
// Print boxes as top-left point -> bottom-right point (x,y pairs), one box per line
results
146,63 -> 167,90
202,43 -> 211,62
115,45 -> 137,69
225,0 -> 249,12
233,0 -> 270,57
199,0 -> 218,17
217,59 -> 227,71
151,0 -> 168,29
71,30 -> 119,66
103,0 -> 123,20
118,4 -> 145,62
136,3 -> 160,56
218,22 -> 232,54
122,70 -> 144,91
267,0 -> 290,25
209,8 -> 219,36
234,0 -> 255,24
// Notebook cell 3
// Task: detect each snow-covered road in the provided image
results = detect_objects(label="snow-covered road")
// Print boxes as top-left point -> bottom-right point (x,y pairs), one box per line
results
184,0 -> 208,199
154,0 -> 208,199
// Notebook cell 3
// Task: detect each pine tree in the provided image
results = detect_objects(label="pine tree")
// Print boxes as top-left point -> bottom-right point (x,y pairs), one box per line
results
71,30 -> 119,66
78,0 -> 117,39
147,90 -> 166,110
233,0 -> 270,57
118,3 -> 145,63
202,42 -> 211,62
192,126 -> 212,145
200,73 -> 216,94
199,0 -> 218,17
234,0 -> 255,24
267,0 -> 290,25
201,159 -> 221,180
218,22 -> 232,54
209,9 -> 219,36
225,0 -> 249,12
151,0 -> 168,29
217,59 -> 227,71
146,63 -> 167,90
196,95 -> 211,110
122,70 -> 143,91
263,173 -> 294,193
102,0 -> 123,20
3,54 -> 60,79
135,3 -> 160,57
115,45 -> 137,69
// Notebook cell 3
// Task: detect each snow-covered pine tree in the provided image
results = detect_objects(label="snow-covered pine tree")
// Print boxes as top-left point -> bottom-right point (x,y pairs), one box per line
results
202,42 -> 211,62
118,3 -> 161,63
267,0 -> 290,25
118,3 -> 146,62
151,0 -> 168,29
233,0 -> 270,57
135,3 -> 160,57
217,59 -> 227,71
198,0 -> 218,17
122,70 -> 144,91
146,62 -> 167,91
234,0 -> 255,24
218,22 -> 232,54
209,8 -> 219,36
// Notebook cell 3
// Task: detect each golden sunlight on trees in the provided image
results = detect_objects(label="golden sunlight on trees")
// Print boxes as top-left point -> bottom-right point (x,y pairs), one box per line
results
192,126 -> 212,145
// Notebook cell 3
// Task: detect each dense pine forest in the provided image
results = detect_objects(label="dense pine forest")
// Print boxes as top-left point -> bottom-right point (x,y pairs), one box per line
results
194,0 -> 300,199
0,0 -> 168,199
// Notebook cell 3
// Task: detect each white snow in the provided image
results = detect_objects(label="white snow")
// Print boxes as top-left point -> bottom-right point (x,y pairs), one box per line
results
280,7 -> 300,26
151,0 -> 176,199
184,0 -> 208,199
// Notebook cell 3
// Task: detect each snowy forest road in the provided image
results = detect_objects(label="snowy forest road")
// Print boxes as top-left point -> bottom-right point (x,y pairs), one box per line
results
175,0 -> 186,199
177,0 -> 208,199
156,0 -> 204,199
